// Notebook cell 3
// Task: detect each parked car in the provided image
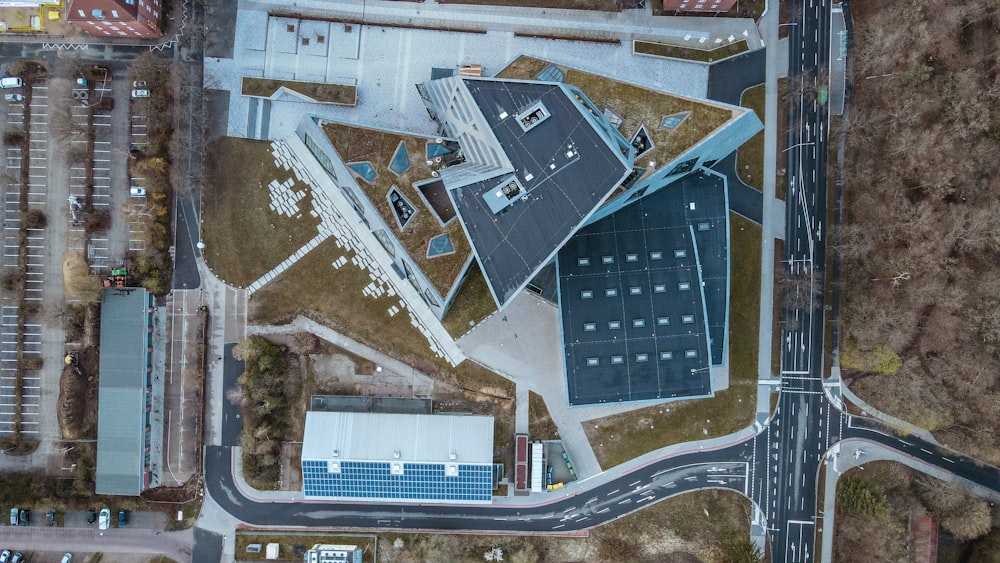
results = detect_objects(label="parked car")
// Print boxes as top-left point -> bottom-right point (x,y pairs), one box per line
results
86,508 -> 96,524
0,76 -> 23,89
0,550 -> 11,563
129,186 -> 146,197
9,507 -> 17,525
132,80 -> 147,88
131,89 -> 150,98
118,509 -> 128,527
46,508 -> 56,526
4,93 -> 23,102
8,554 -> 21,563
98,507 -> 110,530
17,509 -> 27,526
61,554 -> 73,563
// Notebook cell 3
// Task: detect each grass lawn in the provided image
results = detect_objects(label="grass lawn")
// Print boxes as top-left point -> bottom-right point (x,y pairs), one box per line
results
772,239 -> 785,376
497,56 -> 734,183
250,238 -> 443,370
202,137 -> 321,287
585,214 -> 761,468
241,77 -> 357,105
249,236 -> 516,457
634,39 -> 749,63
736,84 -> 765,190
441,263 -> 496,339
235,530 -> 376,561
776,78 -> 789,200
528,391 -> 558,440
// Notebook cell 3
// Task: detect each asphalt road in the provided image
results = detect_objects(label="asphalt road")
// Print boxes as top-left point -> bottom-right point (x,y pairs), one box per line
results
205,445 -> 756,532
762,0 -> 836,558
706,45 -> 766,225
221,342 -> 243,448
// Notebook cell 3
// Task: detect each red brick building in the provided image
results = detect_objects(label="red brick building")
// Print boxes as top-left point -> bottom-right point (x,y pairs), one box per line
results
67,0 -> 162,38
662,0 -> 736,12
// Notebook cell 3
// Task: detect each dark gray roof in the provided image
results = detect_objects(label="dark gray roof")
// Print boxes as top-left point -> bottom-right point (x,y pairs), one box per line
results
451,80 -> 631,306
96,288 -> 152,496
558,171 -> 729,405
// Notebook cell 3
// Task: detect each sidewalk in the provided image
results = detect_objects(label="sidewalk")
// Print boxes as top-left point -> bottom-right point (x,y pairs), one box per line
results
755,2 -> 783,388
245,0 -> 763,48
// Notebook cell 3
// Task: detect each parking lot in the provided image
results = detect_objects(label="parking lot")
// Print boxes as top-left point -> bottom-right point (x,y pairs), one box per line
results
0,82 -> 49,438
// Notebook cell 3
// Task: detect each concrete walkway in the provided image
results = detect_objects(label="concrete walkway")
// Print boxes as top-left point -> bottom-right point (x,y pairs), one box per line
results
458,291 -> 669,480
245,231 -> 328,293
243,0 -> 762,48
756,3 -> 783,388
247,316 -> 439,388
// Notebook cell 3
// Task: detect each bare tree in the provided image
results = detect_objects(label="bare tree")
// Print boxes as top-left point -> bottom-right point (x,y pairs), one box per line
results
778,263 -> 824,311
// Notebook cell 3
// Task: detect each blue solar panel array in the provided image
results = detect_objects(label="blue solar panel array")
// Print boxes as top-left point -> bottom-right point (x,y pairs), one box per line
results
302,460 -> 493,502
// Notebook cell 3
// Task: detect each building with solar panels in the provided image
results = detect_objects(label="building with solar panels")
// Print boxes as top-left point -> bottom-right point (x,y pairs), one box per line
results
300,411 -> 495,503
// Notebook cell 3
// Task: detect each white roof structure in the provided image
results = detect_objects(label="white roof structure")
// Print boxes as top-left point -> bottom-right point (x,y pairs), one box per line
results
302,411 -> 494,464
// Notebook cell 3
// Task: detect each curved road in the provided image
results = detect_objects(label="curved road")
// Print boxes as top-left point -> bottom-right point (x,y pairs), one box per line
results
205,408 -> 1000,536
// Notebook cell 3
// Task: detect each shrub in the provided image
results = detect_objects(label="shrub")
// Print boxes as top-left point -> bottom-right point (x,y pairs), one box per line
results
25,209 -> 47,229
3,131 -> 25,146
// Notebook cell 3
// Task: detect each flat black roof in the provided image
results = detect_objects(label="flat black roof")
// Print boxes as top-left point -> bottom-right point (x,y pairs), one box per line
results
558,171 -> 729,405
451,80 -> 629,306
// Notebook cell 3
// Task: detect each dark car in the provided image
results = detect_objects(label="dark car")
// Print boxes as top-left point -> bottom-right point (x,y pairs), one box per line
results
117,509 -> 128,527
17,509 -> 28,526
46,509 -> 56,526
86,508 -> 96,524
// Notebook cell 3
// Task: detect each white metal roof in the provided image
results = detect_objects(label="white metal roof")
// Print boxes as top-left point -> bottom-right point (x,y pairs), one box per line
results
301,411 -> 494,464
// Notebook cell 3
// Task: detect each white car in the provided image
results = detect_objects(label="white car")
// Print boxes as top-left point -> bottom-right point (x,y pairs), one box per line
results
61,554 -> 72,563
131,89 -> 150,98
4,93 -> 23,102
130,187 -> 147,197
132,80 -> 147,88
98,507 -> 111,530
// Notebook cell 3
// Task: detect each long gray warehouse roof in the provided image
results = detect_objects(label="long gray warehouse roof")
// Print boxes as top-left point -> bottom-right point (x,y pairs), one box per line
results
95,288 -> 152,496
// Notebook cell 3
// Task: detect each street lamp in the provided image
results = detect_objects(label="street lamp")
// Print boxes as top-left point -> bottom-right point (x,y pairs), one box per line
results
783,142 -> 815,153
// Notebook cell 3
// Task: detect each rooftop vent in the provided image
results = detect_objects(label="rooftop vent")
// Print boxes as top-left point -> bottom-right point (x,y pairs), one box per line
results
393,450 -> 401,459
516,101 -> 550,132
449,452 -> 457,461
484,176 -> 528,215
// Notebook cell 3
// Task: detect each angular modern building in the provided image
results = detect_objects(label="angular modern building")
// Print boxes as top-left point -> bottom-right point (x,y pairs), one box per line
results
300,411 -> 495,503
291,56 -> 762,405
95,288 -> 158,496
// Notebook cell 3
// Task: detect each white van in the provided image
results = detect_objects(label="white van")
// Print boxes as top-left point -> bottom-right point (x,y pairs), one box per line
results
0,77 -> 23,89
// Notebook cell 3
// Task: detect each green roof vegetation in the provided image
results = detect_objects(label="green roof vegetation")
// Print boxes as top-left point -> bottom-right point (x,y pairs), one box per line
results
634,39 -> 749,63
321,121 -> 471,296
241,77 -> 357,105
497,56 -> 736,178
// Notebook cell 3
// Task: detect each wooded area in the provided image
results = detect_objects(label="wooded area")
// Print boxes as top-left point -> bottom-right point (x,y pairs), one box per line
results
841,0 -> 1000,465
